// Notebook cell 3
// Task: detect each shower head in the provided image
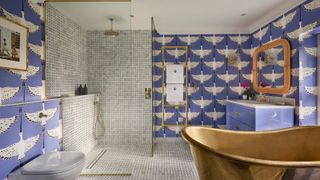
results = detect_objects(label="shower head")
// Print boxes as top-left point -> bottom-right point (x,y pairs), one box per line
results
104,18 -> 119,36
104,30 -> 119,36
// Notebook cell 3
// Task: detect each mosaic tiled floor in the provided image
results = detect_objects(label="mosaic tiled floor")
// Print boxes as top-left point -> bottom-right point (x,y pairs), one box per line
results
81,146 -> 133,175
78,138 -> 199,180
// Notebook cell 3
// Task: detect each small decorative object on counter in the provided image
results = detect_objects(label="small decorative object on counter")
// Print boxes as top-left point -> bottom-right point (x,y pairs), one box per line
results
242,94 -> 247,100
241,82 -> 256,100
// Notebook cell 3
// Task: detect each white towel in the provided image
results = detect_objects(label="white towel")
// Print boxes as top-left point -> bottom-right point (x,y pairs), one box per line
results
166,84 -> 184,103
166,64 -> 184,83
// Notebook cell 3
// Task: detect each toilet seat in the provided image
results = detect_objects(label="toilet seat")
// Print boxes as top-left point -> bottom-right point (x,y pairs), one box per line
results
8,151 -> 85,180
21,151 -> 85,175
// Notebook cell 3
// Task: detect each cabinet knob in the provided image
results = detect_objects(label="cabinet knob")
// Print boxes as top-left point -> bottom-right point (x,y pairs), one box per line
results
235,112 -> 240,117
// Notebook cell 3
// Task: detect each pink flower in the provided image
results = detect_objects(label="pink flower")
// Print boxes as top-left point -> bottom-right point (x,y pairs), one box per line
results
241,82 -> 249,90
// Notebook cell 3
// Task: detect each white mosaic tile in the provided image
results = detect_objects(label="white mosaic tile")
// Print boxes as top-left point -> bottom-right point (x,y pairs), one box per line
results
81,145 -> 133,175
87,30 -> 152,156
78,138 -> 199,180
46,4 -> 88,97
61,95 -> 97,154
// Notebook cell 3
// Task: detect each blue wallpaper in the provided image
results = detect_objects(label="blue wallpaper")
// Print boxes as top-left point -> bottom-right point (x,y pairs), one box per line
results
153,34 -> 251,137
0,1 -> 61,179
0,100 -> 61,179
299,27 -> 319,126
153,0 -> 320,137
0,0 -> 44,104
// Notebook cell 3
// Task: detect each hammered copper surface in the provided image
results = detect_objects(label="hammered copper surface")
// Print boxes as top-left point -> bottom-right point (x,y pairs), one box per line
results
182,126 -> 320,180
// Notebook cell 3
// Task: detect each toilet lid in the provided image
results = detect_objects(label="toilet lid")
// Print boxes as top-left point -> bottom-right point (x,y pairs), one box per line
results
21,151 -> 85,175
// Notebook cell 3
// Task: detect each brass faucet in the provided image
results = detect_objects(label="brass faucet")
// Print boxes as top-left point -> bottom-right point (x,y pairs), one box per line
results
257,95 -> 269,103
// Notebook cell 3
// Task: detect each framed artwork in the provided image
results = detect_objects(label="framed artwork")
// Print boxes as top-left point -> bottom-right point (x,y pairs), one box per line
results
0,17 -> 28,71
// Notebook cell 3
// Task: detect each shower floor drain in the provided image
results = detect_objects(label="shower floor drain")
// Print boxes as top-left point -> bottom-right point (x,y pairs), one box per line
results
86,149 -> 107,169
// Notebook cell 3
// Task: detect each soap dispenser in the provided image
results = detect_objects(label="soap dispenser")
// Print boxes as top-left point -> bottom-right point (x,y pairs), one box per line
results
83,84 -> 88,95
78,84 -> 83,95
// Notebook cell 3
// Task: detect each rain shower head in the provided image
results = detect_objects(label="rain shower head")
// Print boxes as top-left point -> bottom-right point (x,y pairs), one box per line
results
105,30 -> 119,36
104,18 -> 119,36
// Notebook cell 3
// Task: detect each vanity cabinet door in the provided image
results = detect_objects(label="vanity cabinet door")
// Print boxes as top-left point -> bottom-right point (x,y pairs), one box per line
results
0,105 -> 21,180
227,103 -> 255,128
255,108 -> 294,131
228,117 -> 254,131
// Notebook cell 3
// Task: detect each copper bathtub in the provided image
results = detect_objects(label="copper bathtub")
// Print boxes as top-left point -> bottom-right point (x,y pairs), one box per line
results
181,126 -> 320,180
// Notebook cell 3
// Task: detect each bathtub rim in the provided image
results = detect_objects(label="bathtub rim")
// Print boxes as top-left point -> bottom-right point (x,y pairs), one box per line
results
181,126 -> 320,168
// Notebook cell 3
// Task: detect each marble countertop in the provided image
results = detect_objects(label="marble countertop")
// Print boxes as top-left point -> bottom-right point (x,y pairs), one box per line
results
226,100 -> 295,109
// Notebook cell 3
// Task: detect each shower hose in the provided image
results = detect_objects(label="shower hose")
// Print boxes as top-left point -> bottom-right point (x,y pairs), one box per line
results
93,94 -> 106,139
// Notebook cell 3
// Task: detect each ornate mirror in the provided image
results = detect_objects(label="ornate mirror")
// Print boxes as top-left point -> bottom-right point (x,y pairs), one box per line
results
252,39 -> 291,94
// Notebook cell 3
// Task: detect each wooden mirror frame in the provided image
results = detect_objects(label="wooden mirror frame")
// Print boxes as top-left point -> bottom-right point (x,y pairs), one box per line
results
252,39 -> 291,94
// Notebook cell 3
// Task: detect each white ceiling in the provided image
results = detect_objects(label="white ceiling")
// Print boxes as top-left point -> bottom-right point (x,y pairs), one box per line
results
50,2 -> 131,30
50,0 -> 304,34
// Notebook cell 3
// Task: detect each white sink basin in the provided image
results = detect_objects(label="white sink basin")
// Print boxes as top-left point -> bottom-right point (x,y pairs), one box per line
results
233,100 -> 267,105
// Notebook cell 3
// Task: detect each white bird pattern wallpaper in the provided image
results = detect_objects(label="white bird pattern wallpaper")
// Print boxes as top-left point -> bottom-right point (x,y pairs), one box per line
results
0,1 -> 61,179
25,108 -> 57,126
0,133 -> 40,160
153,0 -> 320,137
0,116 -> 17,135
0,0 -> 319,176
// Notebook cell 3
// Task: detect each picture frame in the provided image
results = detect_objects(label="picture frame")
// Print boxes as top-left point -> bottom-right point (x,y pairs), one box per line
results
0,17 -> 28,71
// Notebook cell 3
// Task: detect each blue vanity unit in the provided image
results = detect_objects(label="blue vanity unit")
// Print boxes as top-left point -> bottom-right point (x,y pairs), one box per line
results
226,100 -> 294,131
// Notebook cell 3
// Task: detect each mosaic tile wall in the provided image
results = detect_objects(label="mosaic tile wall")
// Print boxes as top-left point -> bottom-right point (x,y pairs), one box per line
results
87,30 -> 152,156
46,4 -> 88,97
46,5 -> 153,156
0,1 -> 61,179
61,95 -> 97,155
153,0 -> 320,137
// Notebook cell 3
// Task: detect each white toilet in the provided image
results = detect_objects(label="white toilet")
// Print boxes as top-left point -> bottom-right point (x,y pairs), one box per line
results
8,151 -> 85,180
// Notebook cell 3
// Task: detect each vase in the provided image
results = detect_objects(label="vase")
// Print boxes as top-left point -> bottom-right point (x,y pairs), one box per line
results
242,94 -> 247,100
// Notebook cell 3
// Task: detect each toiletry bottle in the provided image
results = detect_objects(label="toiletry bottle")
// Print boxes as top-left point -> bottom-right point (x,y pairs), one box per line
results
83,84 -> 88,95
79,84 -> 83,95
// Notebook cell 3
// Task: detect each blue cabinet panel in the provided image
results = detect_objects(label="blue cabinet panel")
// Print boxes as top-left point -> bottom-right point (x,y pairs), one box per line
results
228,117 -> 254,131
0,100 -> 60,178
227,103 -> 254,127
0,105 -> 21,180
226,101 -> 294,131
255,108 -> 294,131
21,102 -> 44,164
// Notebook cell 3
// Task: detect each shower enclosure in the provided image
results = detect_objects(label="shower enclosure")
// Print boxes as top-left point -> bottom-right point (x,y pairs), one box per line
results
45,0 -> 152,176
